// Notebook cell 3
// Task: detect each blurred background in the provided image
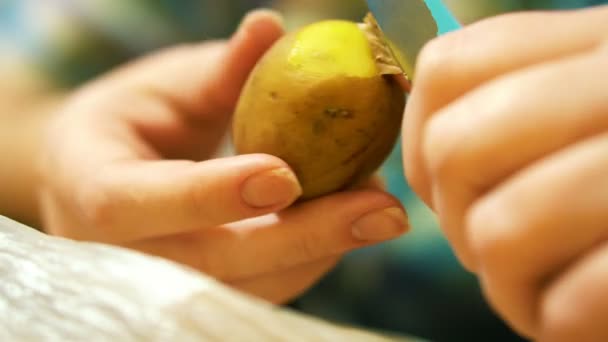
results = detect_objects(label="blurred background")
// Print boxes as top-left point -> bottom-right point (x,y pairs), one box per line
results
0,1 -> 605,341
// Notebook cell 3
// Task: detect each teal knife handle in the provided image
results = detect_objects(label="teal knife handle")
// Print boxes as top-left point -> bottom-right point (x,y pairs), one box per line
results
424,0 -> 462,34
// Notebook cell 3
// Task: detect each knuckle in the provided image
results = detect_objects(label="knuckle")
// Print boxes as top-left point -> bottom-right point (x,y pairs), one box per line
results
416,36 -> 457,90
184,180 -> 207,217
423,114 -> 465,181
539,249 -> 608,342
540,285 -> 588,342
415,24 -> 481,93
403,161 -> 426,196
415,11 -> 533,94
77,174 -> 117,229
466,197 -> 522,269
422,97 -> 496,188
290,232 -> 326,266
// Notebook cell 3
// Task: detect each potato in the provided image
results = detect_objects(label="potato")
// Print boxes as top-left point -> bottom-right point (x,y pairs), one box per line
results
233,18 -> 405,200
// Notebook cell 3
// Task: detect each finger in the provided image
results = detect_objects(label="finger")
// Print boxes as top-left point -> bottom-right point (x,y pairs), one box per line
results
403,5 -> 608,205
128,190 -> 408,281
230,257 -> 340,304
115,9 -> 285,119
74,154 -> 302,242
540,243 -> 608,342
465,132 -> 608,337
109,9 -> 285,159
424,43 -> 608,269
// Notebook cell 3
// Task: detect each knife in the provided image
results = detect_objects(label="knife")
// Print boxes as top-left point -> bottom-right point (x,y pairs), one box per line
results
366,0 -> 462,80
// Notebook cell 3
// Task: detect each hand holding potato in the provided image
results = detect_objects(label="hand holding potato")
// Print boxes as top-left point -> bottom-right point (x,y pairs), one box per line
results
40,10 -> 409,304
404,5 -> 608,340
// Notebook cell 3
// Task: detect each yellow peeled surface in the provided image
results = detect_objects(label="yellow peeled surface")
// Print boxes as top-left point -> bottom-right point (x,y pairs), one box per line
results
287,20 -> 379,78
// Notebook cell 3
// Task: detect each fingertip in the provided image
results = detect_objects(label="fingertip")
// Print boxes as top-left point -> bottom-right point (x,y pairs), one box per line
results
297,188 -> 406,223
209,9 -> 285,114
204,153 -> 302,212
241,166 -> 302,209
230,9 -> 285,57
323,189 -> 409,242
352,206 -> 410,241
237,9 -> 285,39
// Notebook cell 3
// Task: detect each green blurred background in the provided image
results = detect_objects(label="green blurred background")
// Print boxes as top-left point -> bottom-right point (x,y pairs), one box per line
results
1,1 -> 605,341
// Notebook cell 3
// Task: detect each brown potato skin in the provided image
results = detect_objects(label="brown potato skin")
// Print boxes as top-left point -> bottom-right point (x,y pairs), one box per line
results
232,31 -> 405,200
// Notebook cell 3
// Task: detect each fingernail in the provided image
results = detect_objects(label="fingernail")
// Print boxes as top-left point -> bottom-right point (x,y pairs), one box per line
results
352,207 -> 409,241
242,168 -> 302,208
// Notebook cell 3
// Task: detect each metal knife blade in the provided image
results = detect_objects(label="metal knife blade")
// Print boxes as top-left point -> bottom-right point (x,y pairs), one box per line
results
366,0 -> 460,79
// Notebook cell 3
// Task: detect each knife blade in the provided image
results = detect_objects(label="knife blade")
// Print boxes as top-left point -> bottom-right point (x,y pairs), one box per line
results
366,0 -> 461,79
